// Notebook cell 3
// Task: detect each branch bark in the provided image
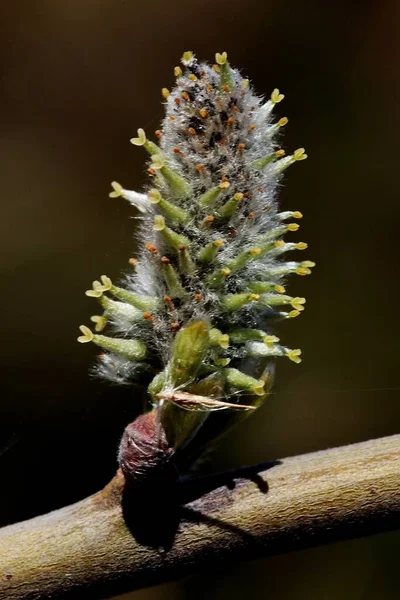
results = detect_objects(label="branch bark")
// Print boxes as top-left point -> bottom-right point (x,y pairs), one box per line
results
0,435 -> 399,600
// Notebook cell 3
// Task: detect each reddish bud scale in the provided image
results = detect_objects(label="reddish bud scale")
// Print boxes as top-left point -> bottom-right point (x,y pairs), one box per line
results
118,410 -> 175,488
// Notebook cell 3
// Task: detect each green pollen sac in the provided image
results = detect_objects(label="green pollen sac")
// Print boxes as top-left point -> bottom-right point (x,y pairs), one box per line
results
209,328 -> 230,349
110,286 -> 161,312
217,193 -> 244,218
251,152 -> 281,171
198,185 -> 226,208
256,225 -> 288,245
99,296 -> 144,323
267,261 -> 315,278
207,248 -> 260,288
178,245 -> 195,274
162,261 -> 187,298
144,140 -> 160,155
245,341 -> 278,358
246,342 -> 302,363
149,190 -> 190,225
267,149 -> 307,176
159,224 -> 190,252
148,370 -> 166,401
205,269 -> 228,289
160,165 -> 192,198
256,240 -> 284,258
271,242 -> 308,258
220,293 -> 260,312
198,239 -> 224,263
92,334 -> 147,361
227,247 -> 262,272
168,320 -> 210,388
259,294 -> 306,311
223,368 -> 265,397
248,281 -> 283,294
213,354 -> 230,367
229,328 -> 269,344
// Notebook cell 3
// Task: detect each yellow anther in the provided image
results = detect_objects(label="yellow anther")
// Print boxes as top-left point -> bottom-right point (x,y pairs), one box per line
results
128,257 -> 138,267
291,297 -> 306,311
212,64 -> 221,73
109,181 -> 123,198
275,240 -> 285,248
215,52 -> 228,65
294,148 -> 308,160
220,268 -> 231,276
188,74 -> 198,81
182,51 -> 194,65
219,334 -> 230,349
214,239 -> 224,247
214,357 -> 231,367
150,155 -> 164,170
253,381 -> 265,396
85,288 -> 102,298
275,149 -> 285,158
130,128 -> 146,146
153,215 -> 165,231
274,285 -> 286,294
287,349 -> 302,364
234,192 -> 244,201
278,117 -> 289,127
295,260 -> 315,275
271,88 -> 285,103
161,88 -> 170,99
296,242 -> 308,250
219,181 -> 230,189
264,334 -> 280,348
289,310 -> 300,318
249,248 -> 261,256
77,325 -> 94,343
199,108 -> 208,118
85,279 -> 105,298
241,79 -> 249,89
148,189 -> 162,204
90,315 -> 107,332
100,275 -> 112,291
287,223 -> 300,231
174,66 -> 182,77
292,211 -> 303,219
250,294 -> 260,301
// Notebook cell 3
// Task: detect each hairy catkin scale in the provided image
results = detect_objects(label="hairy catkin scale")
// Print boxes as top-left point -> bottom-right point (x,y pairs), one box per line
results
78,51 -> 315,483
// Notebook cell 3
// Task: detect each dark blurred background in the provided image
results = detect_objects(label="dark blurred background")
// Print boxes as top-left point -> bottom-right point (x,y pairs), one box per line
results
1,0 -> 399,598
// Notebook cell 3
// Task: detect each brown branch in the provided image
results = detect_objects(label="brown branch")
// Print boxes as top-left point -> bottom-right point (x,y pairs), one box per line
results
0,435 -> 399,600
